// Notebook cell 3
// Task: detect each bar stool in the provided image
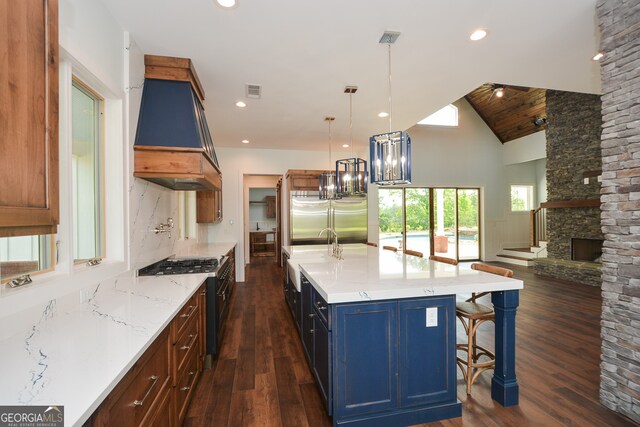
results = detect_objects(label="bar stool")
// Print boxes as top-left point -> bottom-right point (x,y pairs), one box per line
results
367,242 -> 378,247
456,263 -> 513,395
429,255 -> 458,265
382,245 -> 398,252
404,249 -> 423,258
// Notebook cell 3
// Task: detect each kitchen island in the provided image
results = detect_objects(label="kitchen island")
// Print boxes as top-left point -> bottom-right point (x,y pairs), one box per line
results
282,244 -> 523,427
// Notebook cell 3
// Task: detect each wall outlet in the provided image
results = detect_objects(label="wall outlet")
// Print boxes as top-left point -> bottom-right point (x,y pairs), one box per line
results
426,307 -> 438,327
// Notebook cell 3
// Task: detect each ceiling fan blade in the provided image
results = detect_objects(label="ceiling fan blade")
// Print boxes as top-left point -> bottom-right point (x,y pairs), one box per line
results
488,91 -> 495,102
508,85 -> 530,92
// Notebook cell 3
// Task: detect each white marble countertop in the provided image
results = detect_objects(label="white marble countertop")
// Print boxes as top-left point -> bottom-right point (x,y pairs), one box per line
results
284,244 -> 523,303
0,241 -> 236,427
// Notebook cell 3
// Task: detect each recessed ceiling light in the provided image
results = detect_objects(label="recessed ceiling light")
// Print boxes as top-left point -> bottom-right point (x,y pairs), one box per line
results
378,112 -> 389,118
470,29 -> 487,41
593,52 -> 604,61
235,101 -> 246,108
216,0 -> 237,8
342,144 -> 349,148
242,139 -> 249,144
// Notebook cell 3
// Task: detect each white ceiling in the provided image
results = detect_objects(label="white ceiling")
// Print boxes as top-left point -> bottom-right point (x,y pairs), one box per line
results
102,0 -> 601,152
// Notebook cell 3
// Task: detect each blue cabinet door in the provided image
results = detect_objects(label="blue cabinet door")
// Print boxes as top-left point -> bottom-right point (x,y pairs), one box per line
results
313,315 -> 332,414
398,297 -> 457,408
301,279 -> 314,364
334,302 -> 398,418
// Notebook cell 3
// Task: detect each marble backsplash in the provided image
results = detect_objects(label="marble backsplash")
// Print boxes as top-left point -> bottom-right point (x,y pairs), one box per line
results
129,179 -> 179,268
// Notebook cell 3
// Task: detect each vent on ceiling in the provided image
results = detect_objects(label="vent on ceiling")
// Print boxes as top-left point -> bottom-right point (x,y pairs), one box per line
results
344,86 -> 358,94
379,31 -> 401,44
246,84 -> 262,99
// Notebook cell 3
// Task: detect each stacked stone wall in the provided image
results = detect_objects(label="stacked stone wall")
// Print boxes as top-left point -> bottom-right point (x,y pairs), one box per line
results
533,90 -> 603,285
597,0 -> 640,422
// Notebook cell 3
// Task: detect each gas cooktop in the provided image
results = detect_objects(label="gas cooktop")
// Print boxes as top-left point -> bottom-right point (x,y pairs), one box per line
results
138,257 -> 225,276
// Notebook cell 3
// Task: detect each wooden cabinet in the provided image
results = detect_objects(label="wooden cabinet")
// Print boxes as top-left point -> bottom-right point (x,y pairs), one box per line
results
250,231 -> 276,257
93,284 -> 206,427
265,196 -> 276,218
286,169 -> 327,191
0,0 -> 59,238
196,189 -> 222,223
91,329 -> 172,427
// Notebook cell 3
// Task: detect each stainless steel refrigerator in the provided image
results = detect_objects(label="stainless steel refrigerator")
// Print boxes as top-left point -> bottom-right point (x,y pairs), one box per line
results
289,191 -> 368,245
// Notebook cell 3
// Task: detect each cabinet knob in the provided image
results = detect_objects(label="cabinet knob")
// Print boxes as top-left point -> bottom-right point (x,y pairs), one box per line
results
180,345 -> 190,351
308,313 -> 315,318
309,329 -> 315,334
180,386 -> 191,391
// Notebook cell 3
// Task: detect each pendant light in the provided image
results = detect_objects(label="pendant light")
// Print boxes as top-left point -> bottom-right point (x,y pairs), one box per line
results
370,31 -> 412,186
336,86 -> 368,197
319,117 -> 341,200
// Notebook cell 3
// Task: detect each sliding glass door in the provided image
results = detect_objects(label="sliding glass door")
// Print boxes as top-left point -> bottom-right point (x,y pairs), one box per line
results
377,187 -> 481,261
457,189 -> 480,260
378,189 -> 404,250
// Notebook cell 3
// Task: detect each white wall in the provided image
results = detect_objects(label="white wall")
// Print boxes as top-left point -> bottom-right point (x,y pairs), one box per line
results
534,158 -> 548,205
503,131 -> 546,165
368,98 -> 527,260
59,0 -> 179,270
201,148 -> 329,281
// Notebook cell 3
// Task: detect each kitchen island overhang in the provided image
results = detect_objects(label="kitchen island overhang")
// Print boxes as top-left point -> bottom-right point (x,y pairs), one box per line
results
283,244 -> 523,427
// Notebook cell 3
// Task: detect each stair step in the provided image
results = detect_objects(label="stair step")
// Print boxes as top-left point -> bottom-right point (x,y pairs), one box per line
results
496,254 -> 535,267
501,248 -> 536,259
498,254 -> 531,261
504,247 -> 532,253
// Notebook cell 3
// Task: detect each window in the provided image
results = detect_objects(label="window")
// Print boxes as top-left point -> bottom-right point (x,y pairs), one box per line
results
418,104 -> 458,126
510,185 -> 533,212
72,79 -> 104,261
0,235 -> 52,281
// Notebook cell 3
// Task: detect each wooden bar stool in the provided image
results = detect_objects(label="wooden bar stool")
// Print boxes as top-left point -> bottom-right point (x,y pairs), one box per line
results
403,249 -> 423,258
429,255 -> 458,265
456,263 -> 513,395
382,245 -> 398,252
367,242 -> 378,247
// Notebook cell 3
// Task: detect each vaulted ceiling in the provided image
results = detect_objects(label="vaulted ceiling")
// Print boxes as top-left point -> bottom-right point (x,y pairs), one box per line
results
465,83 -> 547,143
101,0 -> 601,151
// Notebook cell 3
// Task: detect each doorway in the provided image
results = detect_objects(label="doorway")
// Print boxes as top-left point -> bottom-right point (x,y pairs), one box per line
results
243,175 -> 281,264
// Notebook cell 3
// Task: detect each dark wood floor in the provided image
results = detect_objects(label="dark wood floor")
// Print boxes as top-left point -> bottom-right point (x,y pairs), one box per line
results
185,257 -> 638,427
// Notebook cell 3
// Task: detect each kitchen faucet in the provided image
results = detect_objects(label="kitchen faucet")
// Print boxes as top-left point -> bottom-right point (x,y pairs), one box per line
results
318,227 -> 342,259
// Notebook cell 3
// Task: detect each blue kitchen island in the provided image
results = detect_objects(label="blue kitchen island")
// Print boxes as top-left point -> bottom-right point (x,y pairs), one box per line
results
282,244 -> 523,427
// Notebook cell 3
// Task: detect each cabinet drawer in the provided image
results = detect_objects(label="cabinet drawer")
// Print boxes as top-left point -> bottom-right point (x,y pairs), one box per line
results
174,313 -> 199,375
100,330 -> 171,427
311,285 -> 331,330
175,346 -> 200,424
173,293 -> 199,341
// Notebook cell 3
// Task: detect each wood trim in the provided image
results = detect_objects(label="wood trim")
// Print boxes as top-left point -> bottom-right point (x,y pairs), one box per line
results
134,145 -> 205,153
144,55 -> 205,101
540,199 -> 600,209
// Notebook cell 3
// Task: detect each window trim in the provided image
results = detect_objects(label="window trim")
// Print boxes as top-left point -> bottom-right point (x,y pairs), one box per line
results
71,76 -> 106,264
417,104 -> 459,127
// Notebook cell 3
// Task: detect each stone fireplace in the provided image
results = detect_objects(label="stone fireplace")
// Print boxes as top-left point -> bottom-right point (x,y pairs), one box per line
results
571,238 -> 603,263
533,90 -> 603,287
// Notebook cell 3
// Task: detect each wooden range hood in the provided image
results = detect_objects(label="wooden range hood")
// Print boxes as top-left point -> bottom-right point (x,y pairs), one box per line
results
133,55 -> 221,191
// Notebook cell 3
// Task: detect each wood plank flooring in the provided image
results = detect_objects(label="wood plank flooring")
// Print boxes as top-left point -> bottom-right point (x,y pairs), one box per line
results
185,257 -> 638,427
